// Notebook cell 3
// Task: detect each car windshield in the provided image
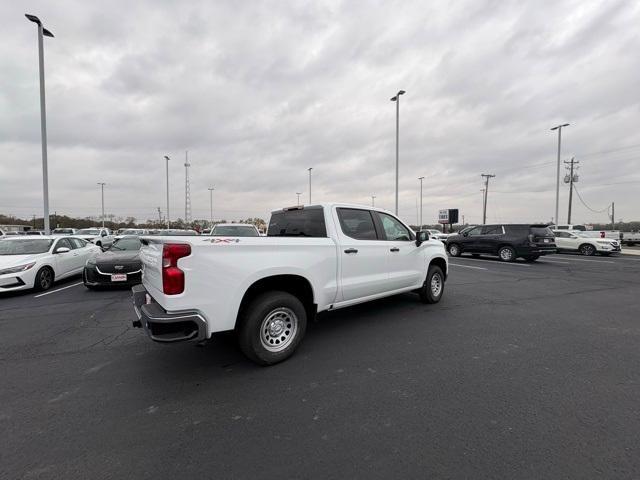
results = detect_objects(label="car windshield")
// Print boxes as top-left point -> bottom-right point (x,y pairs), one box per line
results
212,226 -> 259,237
109,238 -> 141,251
77,229 -> 100,235
121,229 -> 142,235
0,239 -> 53,255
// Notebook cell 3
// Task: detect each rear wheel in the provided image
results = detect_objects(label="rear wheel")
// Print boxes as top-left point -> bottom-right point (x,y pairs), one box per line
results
498,246 -> 516,262
419,265 -> 445,304
580,244 -> 596,256
448,243 -> 461,257
238,291 -> 307,366
34,267 -> 54,291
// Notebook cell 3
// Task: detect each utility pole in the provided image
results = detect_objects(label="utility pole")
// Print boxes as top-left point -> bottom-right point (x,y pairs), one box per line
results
551,123 -> 570,227
564,157 -> 578,224
308,168 -> 313,204
296,192 -> 302,206
157,207 -> 162,224
371,195 -> 376,207
164,155 -> 170,229
97,182 -> 106,228
208,187 -> 214,227
611,202 -> 615,230
184,151 -> 191,224
481,174 -> 495,224
390,90 -> 406,215
418,176 -> 425,229
25,14 -> 54,235
32,214 -> 36,229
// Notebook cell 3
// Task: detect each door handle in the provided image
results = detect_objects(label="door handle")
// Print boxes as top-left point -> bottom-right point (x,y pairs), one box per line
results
344,248 -> 358,254
390,247 -> 400,252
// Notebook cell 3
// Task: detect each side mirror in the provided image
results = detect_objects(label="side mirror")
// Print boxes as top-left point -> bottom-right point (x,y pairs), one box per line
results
462,232 -> 469,237
415,230 -> 429,247
55,247 -> 70,254
101,231 -> 107,237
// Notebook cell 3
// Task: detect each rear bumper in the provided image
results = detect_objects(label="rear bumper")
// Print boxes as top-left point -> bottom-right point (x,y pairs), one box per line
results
131,284 -> 207,343
515,244 -> 557,256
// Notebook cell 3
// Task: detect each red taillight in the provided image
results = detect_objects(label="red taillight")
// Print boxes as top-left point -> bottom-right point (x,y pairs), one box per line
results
162,243 -> 191,295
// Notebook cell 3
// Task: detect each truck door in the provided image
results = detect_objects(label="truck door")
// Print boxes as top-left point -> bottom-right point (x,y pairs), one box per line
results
335,208 -> 391,301
373,211 -> 423,290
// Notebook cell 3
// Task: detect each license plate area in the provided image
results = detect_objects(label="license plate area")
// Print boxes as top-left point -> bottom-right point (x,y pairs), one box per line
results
111,273 -> 127,282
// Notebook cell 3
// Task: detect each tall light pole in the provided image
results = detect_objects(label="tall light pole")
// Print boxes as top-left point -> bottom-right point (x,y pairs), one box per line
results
25,14 -> 54,235
418,176 -> 425,229
208,187 -> 214,227
550,123 -> 569,226
371,195 -> 376,207
296,192 -> 302,206
308,167 -> 313,204
390,90 -> 406,215
97,182 -> 106,228
164,155 -> 170,229
481,174 -> 495,224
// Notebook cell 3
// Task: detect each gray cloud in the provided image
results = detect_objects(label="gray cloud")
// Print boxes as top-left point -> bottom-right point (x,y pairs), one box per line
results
1,0 -> 639,226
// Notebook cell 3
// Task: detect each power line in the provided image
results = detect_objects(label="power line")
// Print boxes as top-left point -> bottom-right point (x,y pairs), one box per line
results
572,185 -> 609,213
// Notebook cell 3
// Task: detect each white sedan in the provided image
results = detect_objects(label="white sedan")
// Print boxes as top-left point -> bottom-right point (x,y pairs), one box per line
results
553,230 -> 621,256
0,236 -> 101,292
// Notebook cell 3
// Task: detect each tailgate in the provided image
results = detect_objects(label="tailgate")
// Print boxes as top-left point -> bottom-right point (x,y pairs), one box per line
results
139,239 -> 164,294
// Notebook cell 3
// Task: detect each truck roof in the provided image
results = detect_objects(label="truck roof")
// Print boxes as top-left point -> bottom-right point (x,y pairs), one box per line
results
272,202 -> 397,216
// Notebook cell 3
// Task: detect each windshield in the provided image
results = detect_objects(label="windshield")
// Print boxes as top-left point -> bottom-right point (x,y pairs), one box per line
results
0,239 -> 53,255
77,229 -> 100,235
212,225 -> 259,237
53,229 -> 74,234
121,229 -> 143,235
109,238 -> 141,251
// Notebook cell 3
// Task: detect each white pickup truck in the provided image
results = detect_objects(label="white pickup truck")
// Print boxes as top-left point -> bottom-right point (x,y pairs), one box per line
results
132,203 -> 448,365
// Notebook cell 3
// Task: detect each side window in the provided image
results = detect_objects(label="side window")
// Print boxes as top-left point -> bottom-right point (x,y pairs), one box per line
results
70,238 -> 87,248
337,208 -> 378,240
377,213 -> 412,241
56,238 -> 74,250
466,226 -> 484,236
482,225 -> 503,235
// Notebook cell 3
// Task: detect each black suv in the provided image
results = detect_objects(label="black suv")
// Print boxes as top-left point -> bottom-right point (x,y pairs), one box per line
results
446,224 -> 556,262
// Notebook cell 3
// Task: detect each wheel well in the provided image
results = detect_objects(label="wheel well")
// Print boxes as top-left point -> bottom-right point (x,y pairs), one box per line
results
430,257 -> 448,280
496,244 -> 514,253
236,275 -> 316,328
578,243 -> 593,250
35,265 -> 54,284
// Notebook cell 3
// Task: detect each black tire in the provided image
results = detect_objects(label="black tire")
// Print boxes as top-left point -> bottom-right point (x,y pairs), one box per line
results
498,246 -> 516,262
524,255 -> 539,262
237,291 -> 307,366
34,267 -> 54,291
448,243 -> 462,257
419,265 -> 445,304
579,244 -> 596,256
82,269 -> 96,290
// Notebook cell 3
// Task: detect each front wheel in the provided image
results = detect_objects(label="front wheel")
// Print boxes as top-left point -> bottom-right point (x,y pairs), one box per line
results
448,243 -> 461,257
238,291 -> 307,366
419,265 -> 445,304
498,246 -> 516,262
580,244 -> 596,256
34,267 -> 54,291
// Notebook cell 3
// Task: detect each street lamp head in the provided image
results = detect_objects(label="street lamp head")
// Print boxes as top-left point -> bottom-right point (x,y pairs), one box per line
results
25,14 -> 41,25
418,176 -> 425,180
43,28 -> 54,38
550,123 -> 570,131
308,167 -> 313,172
390,96 -> 397,101
398,90 -> 406,95
164,155 -> 170,161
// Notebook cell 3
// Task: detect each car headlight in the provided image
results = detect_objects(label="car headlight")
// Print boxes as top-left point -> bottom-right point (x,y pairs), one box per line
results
596,241 -> 609,244
0,262 -> 36,275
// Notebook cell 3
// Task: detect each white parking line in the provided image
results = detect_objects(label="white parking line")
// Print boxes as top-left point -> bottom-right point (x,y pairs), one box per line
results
454,257 -> 531,267
449,263 -> 488,270
34,282 -> 83,298
554,256 -> 615,264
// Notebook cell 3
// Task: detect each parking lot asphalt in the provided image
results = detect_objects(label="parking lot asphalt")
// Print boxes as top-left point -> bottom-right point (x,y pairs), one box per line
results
1,253 -> 639,479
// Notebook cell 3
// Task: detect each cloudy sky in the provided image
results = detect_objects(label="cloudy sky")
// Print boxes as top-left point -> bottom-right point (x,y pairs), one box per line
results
1,0 -> 639,226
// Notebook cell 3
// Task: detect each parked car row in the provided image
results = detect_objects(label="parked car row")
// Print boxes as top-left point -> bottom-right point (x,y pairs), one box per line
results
443,223 -> 622,261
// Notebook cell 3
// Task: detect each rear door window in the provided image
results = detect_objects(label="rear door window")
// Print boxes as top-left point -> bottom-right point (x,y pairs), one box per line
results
530,227 -> 554,237
466,226 -> 484,236
337,208 -> 378,240
482,225 -> 503,235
